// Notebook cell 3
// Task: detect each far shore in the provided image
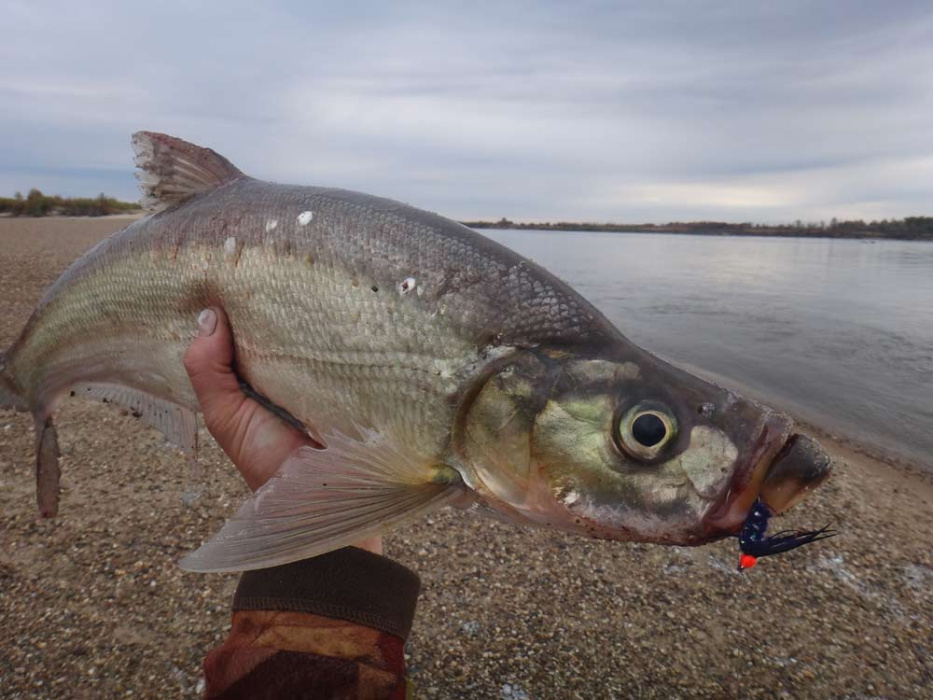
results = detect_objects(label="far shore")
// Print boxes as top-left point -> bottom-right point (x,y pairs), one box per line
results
464,218 -> 933,241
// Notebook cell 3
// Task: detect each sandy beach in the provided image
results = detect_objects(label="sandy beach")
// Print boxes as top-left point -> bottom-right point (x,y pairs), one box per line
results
1,216 -> 931,699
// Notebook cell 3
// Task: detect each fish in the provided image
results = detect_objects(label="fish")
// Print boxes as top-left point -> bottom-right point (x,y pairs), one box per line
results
0,132 -> 833,572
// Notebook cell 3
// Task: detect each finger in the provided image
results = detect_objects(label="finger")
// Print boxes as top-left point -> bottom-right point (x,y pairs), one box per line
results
183,308 -> 248,447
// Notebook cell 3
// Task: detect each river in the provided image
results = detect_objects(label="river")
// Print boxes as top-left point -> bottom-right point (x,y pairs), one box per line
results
480,229 -> 933,470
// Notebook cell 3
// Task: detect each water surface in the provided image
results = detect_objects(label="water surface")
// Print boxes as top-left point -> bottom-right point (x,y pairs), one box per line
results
482,229 -> 933,470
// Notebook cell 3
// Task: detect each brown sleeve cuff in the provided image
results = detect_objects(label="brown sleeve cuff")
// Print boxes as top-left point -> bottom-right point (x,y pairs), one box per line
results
232,548 -> 420,640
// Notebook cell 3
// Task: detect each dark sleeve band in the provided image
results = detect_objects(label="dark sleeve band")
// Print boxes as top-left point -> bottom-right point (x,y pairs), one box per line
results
232,548 -> 420,640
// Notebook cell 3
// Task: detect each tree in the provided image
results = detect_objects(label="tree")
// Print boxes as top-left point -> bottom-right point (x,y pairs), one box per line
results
25,188 -> 53,217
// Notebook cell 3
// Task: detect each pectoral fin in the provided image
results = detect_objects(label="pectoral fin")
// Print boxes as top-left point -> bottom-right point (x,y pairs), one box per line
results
180,427 -> 463,573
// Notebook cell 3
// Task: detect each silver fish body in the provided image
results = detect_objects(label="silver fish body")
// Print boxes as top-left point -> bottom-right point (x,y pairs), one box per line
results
0,133 -> 832,571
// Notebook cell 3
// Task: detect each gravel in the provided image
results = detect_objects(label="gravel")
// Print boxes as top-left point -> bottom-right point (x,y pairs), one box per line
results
2,216 -> 931,699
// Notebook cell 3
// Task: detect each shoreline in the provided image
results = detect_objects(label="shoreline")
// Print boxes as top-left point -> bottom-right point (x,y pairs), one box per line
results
0,212 -> 143,221
465,222 -> 933,242
676,361 -> 933,478
788,417 -> 932,481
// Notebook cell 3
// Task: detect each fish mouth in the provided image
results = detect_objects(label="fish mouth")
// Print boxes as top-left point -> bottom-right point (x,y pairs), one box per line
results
701,413 -> 833,536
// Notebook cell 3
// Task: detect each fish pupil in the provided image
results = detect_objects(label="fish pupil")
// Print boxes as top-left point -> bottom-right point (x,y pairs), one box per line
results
632,413 -> 667,447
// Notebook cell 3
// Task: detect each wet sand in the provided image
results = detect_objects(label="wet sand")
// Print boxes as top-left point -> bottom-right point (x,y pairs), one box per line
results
1,216 -> 931,699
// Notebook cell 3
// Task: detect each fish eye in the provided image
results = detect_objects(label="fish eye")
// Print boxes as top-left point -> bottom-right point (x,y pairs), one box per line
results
615,405 -> 677,461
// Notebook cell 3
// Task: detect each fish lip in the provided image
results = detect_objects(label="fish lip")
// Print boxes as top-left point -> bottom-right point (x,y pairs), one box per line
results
701,411 -> 793,535
757,432 -> 834,513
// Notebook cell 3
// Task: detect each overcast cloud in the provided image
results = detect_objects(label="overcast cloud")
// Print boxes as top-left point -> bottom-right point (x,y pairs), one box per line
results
1,0 -> 931,223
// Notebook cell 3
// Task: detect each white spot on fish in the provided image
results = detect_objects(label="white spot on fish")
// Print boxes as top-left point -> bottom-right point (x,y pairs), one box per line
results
200,260 -> 210,271
399,277 -> 416,295
223,236 -> 237,256
297,211 -> 313,226
562,491 -> 580,506
265,219 -> 279,232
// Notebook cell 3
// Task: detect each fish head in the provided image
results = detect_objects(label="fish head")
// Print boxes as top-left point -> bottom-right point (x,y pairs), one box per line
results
458,346 -> 832,545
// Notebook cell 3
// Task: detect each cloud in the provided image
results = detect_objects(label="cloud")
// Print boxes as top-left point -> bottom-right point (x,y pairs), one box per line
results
1,0 -> 932,222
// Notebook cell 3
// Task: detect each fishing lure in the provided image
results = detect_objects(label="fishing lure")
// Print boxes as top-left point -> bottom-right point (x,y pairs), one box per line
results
738,498 -> 835,571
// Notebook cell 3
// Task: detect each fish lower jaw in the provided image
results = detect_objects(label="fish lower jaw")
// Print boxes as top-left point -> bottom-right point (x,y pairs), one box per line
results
702,453 -> 774,533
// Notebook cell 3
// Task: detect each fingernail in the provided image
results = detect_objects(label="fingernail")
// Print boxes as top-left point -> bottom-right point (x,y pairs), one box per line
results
197,309 -> 217,337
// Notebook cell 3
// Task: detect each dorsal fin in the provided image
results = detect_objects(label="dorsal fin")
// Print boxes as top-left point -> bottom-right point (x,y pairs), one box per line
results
132,131 -> 245,212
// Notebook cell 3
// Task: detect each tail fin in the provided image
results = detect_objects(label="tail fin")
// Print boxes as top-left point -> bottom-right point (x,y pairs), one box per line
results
0,350 -> 27,412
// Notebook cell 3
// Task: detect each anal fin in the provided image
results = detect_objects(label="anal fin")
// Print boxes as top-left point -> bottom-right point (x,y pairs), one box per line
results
180,427 -> 464,573
72,383 -> 198,456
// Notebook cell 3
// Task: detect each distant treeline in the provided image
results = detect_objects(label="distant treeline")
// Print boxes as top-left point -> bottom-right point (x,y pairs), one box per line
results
0,188 -> 141,217
463,216 -> 933,241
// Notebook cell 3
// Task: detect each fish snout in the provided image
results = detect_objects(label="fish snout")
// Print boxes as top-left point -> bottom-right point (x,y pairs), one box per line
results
757,433 -> 833,513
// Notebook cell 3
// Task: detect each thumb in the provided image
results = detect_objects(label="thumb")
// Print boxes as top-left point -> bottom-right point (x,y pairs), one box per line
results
183,307 -> 309,491
183,308 -> 247,436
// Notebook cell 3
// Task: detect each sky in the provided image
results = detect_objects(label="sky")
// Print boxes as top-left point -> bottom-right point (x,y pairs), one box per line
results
2,0 -> 932,224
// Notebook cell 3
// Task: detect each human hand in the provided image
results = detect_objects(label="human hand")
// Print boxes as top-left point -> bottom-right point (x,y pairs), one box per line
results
183,307 -> 383,555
